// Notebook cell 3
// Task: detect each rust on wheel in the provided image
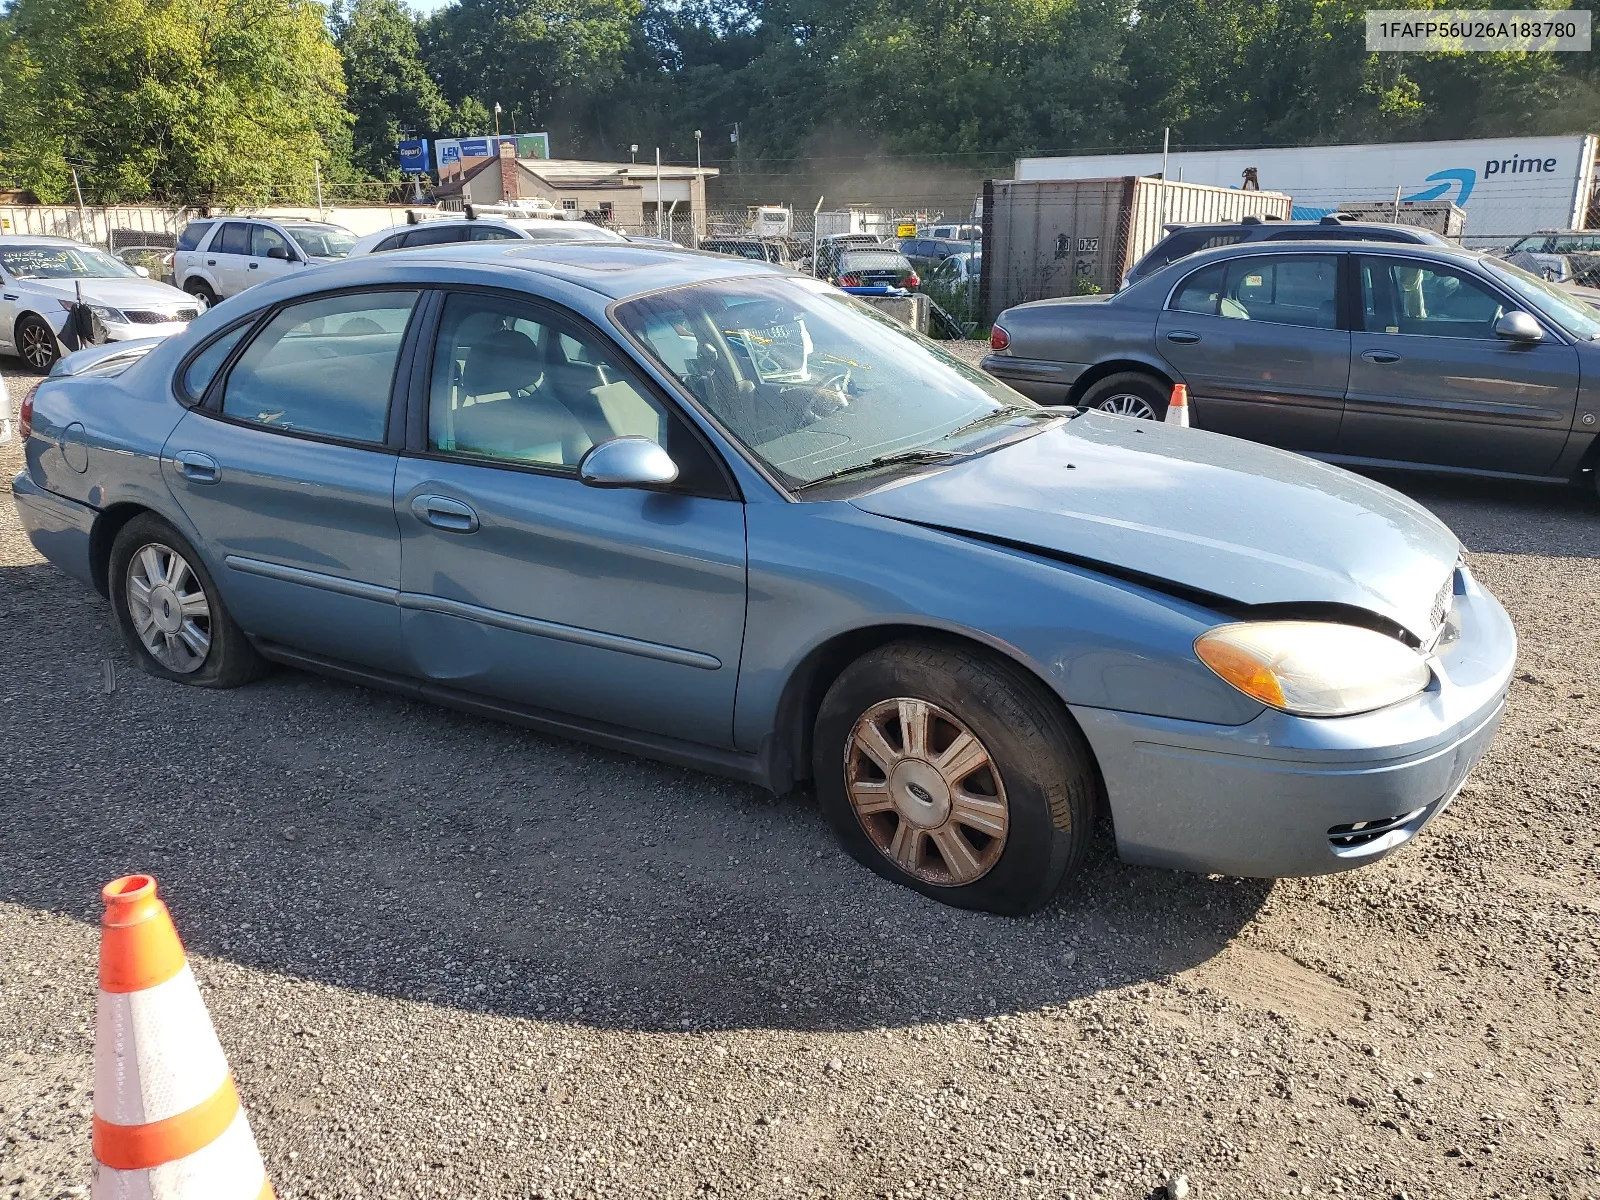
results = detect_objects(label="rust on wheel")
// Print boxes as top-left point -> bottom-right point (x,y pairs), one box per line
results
844,697 -> 1009,886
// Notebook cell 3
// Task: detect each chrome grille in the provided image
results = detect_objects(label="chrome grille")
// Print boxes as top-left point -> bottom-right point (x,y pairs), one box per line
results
1430,577 -> 1453,632
122,308 -> 198,325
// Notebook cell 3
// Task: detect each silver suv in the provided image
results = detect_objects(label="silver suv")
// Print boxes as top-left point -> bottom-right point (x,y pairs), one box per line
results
172,218 -> 357,306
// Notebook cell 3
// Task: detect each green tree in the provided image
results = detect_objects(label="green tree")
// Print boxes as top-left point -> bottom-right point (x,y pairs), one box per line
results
0,0 -> 349,204
333,0 -> 449,179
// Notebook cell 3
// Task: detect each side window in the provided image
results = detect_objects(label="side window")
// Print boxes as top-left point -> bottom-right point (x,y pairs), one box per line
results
372,233 -> 407,253
1360,257 -> 1506,339
181,323 -> 253,401
1218,255 -> 1338,328
470,225 -> 520,241
176,222 -> 213,252
220,291 -> 419,442
427,293 -> 668,471
1170,263 -> 1224,314
214,223 -> 251,255
251,224 -> 291,259
1553,235 -> 1600,253
404,224 -> 469,248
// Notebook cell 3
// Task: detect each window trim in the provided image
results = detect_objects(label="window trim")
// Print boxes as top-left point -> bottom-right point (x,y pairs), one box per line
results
1164,250 -> 1345,332
174,310 -> 271,408
196,284 -> 428,451
402,284 -> 742,501
1352,250 -> 1570,344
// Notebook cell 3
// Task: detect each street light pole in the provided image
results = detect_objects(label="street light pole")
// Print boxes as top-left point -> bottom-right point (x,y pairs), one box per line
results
493,102 -> 502,137
695,129 -> 702,173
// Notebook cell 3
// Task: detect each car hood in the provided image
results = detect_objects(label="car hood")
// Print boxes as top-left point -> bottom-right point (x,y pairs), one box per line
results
23,278 -> 195,308
849,414 -> 1461,641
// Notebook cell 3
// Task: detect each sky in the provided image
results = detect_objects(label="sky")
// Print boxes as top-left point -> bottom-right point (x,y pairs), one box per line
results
408,0 -> 454,13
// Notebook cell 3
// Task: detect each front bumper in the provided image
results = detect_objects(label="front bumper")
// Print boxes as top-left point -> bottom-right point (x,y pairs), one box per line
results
1071,566 -> 1515,878
12,471 -> 99,591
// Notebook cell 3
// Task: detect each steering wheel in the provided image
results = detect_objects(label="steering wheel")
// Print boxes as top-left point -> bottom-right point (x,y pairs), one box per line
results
793,369 -> 853,422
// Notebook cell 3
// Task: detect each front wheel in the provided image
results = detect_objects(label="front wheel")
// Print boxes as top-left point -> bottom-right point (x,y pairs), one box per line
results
109,514 -> 266,688
813,640 -> 1099,915
1078,371 -> 1170,421
16,313 -> 61,374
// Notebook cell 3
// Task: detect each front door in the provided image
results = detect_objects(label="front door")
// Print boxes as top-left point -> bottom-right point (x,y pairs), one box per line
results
1340,254 -> 1580,475
244,224 -> 298,291
393,290 -> 747,748
1155,252 -> 1349,452
162,288 -> 422,672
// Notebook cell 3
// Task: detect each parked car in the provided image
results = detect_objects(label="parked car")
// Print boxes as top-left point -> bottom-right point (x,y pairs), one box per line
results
699,237 -> 795,265
113,245 -> 176,284
0,236 -> 200,372
173,219 -> 357,306
830,248 -> 919,289
12,241 -> 1514,914
930,251 -> 981,286
1121,215 -> 1452,289
347,215 -> 626,258
812,233 -> 889,277
1497,230 -> 1600,285
986,239 -> 1600,493
924,223 -> 981,242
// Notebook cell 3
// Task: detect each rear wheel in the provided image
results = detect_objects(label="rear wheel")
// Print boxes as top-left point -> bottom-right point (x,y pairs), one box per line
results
813,640 -> 1099,915
109,515 -> 266,688
183,278 -> 219,309
1078,371 -> 1170,421
16,313 -> 60,374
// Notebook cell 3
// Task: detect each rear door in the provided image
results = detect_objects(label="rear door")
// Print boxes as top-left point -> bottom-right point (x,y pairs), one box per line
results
207,222 -> 253,296
1155,252 -> 1350,451
1340,253 -> 1580,475
162,288 -> 422,671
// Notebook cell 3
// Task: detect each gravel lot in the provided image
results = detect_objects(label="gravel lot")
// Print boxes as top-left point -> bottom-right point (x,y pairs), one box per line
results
1,362 -> 1597,1200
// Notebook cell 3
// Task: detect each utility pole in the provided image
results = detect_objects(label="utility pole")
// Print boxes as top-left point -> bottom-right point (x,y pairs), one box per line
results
493,102 -> 502,137
630,144 -> 638,164
693,131 -> 704,247
655,147 -> 663,238
69,166 -> 88,243
695,130 -> 702,173
1159,126 -> 1171,228
314,162 -> 324,218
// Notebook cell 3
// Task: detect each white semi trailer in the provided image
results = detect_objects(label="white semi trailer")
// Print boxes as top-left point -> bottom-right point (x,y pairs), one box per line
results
1016,135 -> 1600,243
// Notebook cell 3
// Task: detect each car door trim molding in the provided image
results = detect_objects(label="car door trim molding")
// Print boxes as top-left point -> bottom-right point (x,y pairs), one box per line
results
223,553 -> 721,669
395,591 -> 723,670
223,555 -> 400,604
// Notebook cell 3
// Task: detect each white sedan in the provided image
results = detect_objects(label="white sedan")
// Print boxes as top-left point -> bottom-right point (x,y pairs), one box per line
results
0,237 -> 200,373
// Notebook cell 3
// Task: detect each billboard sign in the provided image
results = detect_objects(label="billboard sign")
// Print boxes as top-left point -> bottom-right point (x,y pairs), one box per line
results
434,133 -> 552,173
398,140 -> 430,174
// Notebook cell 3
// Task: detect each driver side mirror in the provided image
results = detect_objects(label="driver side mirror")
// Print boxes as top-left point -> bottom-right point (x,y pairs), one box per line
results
578,436 -> 679,489
132,265 -> 150,278
1494,311 -> 1543,342
266,245 -> 291,261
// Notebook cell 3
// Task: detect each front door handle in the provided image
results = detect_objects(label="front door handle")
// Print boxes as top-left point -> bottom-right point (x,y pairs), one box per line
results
1362,349 -> 1402,364
1166,330 -> 1201,344
410,494 -> 479,534
248,262 -> 259,270
173,451 -> 220,484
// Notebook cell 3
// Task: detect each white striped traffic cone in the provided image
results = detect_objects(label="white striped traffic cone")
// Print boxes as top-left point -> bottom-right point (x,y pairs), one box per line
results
1164,382 -> 1191,427
93,874 -> 274,1200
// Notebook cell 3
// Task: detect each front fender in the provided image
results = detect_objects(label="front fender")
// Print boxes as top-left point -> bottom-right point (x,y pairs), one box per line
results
734,501 -> 1263,754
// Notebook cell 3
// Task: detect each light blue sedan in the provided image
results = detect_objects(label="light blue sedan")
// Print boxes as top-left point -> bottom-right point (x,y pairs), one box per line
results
11,243 -> 1516,915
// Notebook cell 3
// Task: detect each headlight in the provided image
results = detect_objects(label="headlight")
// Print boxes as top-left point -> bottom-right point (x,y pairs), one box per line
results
1194,621 -> 1430,717
87,304 -> 128,323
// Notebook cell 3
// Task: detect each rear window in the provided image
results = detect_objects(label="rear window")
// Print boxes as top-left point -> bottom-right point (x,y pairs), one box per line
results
840,251 -> 910,271
176,222 -> 214,252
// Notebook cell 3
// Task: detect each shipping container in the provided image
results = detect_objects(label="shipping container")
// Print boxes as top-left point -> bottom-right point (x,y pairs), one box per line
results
1333,199 -> 1466,239
1015,135 -> 1599,244
978,177 -> 1290,322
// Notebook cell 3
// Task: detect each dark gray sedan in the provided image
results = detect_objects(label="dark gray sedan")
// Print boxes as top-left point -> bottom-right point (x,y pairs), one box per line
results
984,241 -> 1600,493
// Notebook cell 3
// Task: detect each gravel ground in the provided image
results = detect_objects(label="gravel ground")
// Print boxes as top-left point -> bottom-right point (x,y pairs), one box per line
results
1,362 -> 1597,1200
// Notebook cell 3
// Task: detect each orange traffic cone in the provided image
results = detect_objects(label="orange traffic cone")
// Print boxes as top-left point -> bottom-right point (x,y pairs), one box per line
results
1164,382 -> 1191,428
92,875 -> 273,1200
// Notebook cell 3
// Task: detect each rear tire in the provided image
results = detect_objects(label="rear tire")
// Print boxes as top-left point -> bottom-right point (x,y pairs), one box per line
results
1078,371 -> 1170,421
109,514 -> 266,688
183,278 -> 219,309
813,639 -> 1099,916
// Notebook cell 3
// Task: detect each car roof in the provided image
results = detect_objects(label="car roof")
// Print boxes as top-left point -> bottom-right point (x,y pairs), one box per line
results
1169,237 -> 1486,273
0,235 -> 87,247
391,240 -> 786,299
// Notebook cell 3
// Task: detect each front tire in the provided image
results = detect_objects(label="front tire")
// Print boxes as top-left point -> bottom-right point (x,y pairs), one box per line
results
16,313 -> 61,374
1078,371 -> 1170,421
813,640 -> 1099,915
109,515 -> 265,688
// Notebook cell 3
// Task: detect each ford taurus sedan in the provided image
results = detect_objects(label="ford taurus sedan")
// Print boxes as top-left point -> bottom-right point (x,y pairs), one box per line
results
12,243 -> 1515,914
985,240 -> 1600,494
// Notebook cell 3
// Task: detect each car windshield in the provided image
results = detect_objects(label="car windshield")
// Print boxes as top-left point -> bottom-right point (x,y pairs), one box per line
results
0,245 -> 136,279
287,227 -> 357,258
513,222 -> 627,243
615,277 -> 1038,488
1482,257 -> 1600,339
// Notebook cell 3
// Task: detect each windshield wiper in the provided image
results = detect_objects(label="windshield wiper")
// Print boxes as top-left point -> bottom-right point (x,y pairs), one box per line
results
940,404 -> 1053,441
795,448 -> 964,491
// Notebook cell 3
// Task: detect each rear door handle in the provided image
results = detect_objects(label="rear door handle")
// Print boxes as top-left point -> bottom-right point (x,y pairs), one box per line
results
410,494 -> 479,534
1166,330 -> 1201,344
1361,349 -> 1402,364
205,258 -> 216,266
173,451 -> 220,484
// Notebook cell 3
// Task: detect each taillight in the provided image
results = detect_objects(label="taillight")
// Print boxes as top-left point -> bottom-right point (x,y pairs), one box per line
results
906,272 -> 920,288
837,273 -> 861,286
990,324 -> 1011,351
18,381 -> 40,440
